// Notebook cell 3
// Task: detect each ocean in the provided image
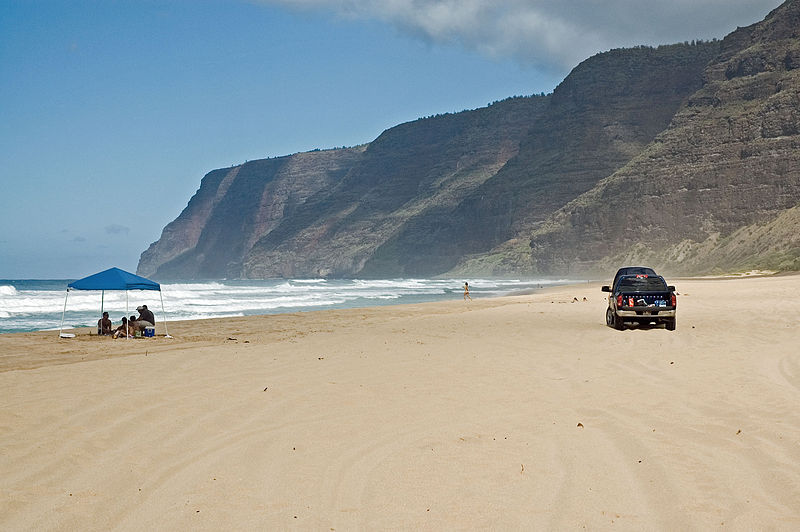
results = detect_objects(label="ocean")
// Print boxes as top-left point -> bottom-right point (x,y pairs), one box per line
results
0,278 -> 576,334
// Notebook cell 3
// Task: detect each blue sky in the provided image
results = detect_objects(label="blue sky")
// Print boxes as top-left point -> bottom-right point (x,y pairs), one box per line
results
0,0 -> 783,278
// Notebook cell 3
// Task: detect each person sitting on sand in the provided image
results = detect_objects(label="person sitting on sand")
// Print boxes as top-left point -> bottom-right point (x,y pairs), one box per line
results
128,306 -> 155,336
112,317 -> 131,339
124,315 -> 142,337
126,314 -> 144,337
136,305 -> 155,326
463,281 -> 472,301
97,312 -> 112,335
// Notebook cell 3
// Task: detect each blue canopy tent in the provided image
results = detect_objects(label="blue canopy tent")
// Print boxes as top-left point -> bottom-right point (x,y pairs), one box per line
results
59,267 -> 170,338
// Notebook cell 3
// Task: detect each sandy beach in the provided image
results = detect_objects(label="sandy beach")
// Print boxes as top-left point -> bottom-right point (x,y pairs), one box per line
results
1,274 -> 799,530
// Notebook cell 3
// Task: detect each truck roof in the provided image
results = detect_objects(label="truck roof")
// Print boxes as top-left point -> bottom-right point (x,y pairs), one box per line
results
612,267 -> 657,288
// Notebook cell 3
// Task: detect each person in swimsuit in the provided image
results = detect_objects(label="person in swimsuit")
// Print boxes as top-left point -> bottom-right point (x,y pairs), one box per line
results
97,312 -> 112,335
112,317 -> 130,339
463,281 -> 472,301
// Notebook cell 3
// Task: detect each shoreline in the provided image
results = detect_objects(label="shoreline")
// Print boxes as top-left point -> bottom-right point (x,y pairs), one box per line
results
0,272 -> 788,372
0,289 -> 561,373
2,273 -> 799,528
5,271 -> 784,336
1,277 -> 575,336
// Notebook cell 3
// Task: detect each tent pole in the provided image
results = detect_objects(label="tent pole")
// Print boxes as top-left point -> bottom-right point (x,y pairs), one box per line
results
59,289 -> 69,338
100,290 -> 104,335
159,289 -> 171,338
125,290 -> 129,340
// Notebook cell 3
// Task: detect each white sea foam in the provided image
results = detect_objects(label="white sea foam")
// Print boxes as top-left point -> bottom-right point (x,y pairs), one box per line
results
0,285 -> 18,296
0,278 -> 579,334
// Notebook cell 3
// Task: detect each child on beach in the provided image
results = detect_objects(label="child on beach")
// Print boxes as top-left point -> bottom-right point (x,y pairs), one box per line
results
112,317 -> 132,339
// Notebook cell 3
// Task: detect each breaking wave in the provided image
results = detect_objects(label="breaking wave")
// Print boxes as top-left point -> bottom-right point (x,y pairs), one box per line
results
0,277 -> 576,334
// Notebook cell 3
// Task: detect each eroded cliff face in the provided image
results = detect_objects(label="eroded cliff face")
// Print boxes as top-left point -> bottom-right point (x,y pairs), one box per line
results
241,96 -> 549,278
137,166 -> 240,278
139,43 -> 719,279
363,42 -> 721,277
139,147 -> 366,278
497,0 -> 800,277
139,2 -> 798,280
138,95 -> 545,279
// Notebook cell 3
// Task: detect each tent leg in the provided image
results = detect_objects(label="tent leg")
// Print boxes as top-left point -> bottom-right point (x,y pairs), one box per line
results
160,290 -> 171,338
59,289 -> 69,338
99,290 -> 104,335
125,290 -> 129,340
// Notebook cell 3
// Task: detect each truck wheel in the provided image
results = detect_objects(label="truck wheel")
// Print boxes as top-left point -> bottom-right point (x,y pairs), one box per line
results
607,307 -> 624,330
665,318 -> 676,331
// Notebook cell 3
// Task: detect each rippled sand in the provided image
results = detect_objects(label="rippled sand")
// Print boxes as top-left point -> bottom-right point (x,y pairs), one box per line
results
2,275 -> 799,530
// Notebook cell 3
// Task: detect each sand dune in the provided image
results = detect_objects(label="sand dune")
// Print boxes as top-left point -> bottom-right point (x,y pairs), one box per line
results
2,275 -> 799,530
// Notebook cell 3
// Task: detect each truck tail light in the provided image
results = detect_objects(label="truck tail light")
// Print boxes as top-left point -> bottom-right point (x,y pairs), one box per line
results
617,295 -> 623,307
671,293 -> 677,307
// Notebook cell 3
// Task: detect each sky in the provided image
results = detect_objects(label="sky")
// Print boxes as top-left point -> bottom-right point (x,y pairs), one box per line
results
0,0 -> 784,279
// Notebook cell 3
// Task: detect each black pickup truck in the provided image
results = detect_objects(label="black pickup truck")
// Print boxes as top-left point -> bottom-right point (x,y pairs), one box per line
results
602,273 -> 677,331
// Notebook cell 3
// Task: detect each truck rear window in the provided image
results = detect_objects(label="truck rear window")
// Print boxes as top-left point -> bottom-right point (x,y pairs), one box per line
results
617,276 -> 668,291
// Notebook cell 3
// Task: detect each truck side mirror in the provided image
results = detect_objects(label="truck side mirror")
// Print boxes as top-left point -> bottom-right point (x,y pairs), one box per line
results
601,285 -> 611,292
668,286 -> 676,291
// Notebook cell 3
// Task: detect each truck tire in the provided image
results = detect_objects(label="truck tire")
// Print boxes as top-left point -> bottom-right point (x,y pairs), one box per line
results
665,318 -> 676,331
606,307 -> 615,327
607,307 -> 624,330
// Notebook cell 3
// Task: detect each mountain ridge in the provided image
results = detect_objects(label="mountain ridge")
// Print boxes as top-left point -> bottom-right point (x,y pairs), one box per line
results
496,0 -> 800,277
139,0 -> 799,279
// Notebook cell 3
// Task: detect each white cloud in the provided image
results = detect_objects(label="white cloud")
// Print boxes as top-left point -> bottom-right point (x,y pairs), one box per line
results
254,0 -> 783,70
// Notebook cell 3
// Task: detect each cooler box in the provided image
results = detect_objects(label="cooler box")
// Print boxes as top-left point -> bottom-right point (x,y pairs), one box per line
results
144,326 -> 155,338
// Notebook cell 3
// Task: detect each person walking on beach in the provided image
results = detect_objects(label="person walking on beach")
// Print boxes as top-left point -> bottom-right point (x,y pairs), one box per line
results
463,281 -> 472,301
